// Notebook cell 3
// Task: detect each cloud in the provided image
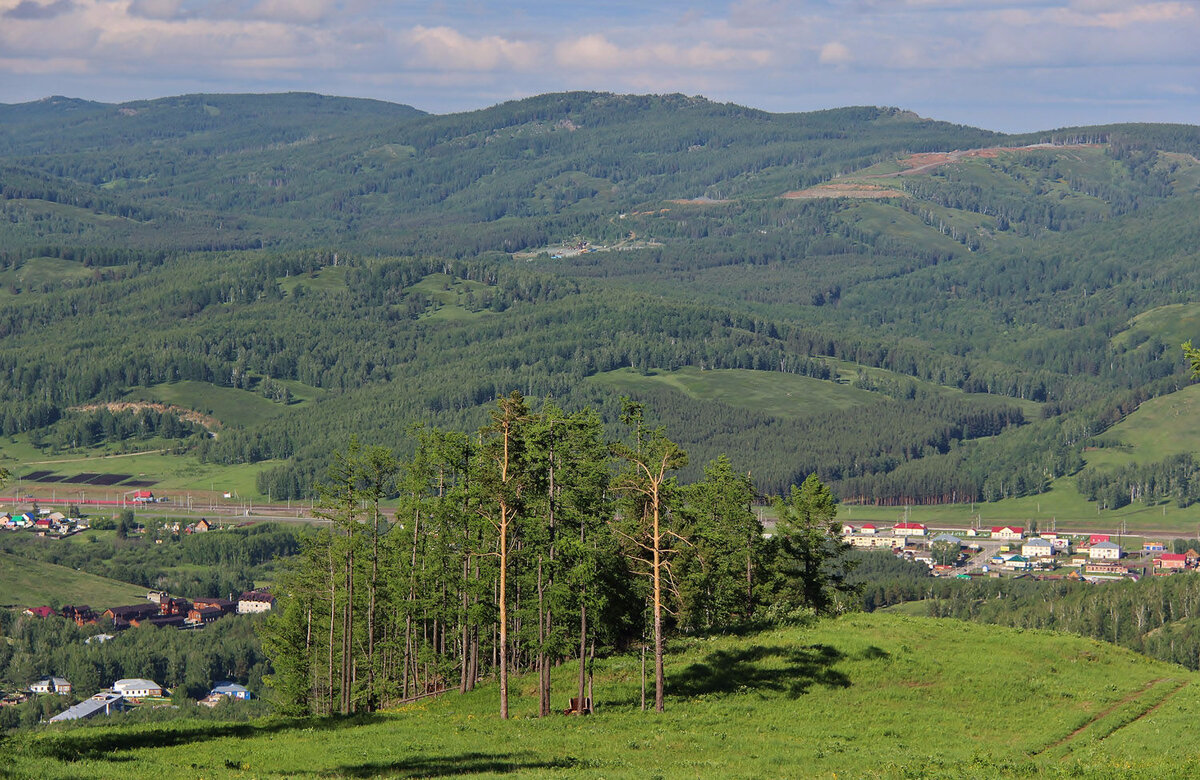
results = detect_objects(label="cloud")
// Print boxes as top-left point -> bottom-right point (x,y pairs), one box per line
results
406,25 -> 540,71
4,0 -> 75,19
248,0 -> 339,24
554,33 -> 770,71
819,41 -> 852,65
1059,1 -> 1196,29
126,0 -> 183,20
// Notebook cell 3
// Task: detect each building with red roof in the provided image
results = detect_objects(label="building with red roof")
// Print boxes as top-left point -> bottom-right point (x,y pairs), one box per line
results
1155,553 -> 1188,572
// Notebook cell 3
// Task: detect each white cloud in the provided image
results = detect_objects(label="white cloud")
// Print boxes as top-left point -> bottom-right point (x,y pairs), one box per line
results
1061,1 -> 1196,28
819,41 -> 852,65
554,33 -> 770,71
248,0 -> 339,24
406,25 -> 540,71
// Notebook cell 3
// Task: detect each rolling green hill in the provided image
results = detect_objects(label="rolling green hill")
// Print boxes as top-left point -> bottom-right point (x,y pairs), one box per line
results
0,551 -> 147,609
1,91 -> 1199,508
7,613 -> 1198,778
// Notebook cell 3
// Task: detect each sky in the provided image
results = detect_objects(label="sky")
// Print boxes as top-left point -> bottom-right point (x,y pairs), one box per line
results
0,0 -> 1197,132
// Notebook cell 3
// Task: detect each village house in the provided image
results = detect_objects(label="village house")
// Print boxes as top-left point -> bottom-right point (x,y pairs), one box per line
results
22,606 -> 56,618
1089,541 -> 1123,560
1039,534 -> 1071,553
1085,561 -> 1129,577
30,677 -> 72,695
61,605 -> 97,626
1155,553 -> 1188,572
112,678 -> 164,698
1088,534 -> 1111,546
210,681 -> 252,700
133,614 -> 188,628
1004,554 -> 1032,570
860,524 -> 877,535
1022,537 -> 1054,559
186,606 -> 224,626
991,526 -> 1024,541
104,603 -> 160,625
1143,540 -> 1166,553
159,596 -> 192,615
237,591 -> 276,614
893,522 -> 927,537
192,597 -> 236,614
847,534 -> 904,549
48,692 -> 126,723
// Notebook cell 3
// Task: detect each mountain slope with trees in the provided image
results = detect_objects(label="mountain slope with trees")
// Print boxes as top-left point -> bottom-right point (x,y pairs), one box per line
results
0,91 -> 1198,505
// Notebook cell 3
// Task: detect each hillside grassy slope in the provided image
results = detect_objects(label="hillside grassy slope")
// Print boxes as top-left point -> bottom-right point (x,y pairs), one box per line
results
6,613 -> 1196,778
0,551 -> 147,609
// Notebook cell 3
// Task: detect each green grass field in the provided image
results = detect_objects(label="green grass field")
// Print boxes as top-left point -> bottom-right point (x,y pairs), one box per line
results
120,381 -> 297,429
590,367 -> 882,418
276,265 -> 349,296
8,613 -> 1198,778
1087,383 -> 1200,469
0,550 -> 146,610
4,444 -> 278,504
1110,302 -> 1200,353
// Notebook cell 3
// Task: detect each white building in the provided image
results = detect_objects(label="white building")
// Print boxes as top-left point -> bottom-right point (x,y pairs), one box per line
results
1089,541 -> 1122,560
112,678 -> 164,698
48,693 -> 125,722
1022,538 -> 1054,558
237,591 -> 276,614
30,676 -> 72,695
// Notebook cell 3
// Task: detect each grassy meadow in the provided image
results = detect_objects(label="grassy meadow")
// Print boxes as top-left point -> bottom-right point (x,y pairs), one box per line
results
6,613 -> 1198,778
0,550 -> 146,609
589,366 -> 881,418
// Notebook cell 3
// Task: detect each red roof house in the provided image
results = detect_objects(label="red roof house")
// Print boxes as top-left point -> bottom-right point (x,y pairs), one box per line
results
1155,553 -> 1188,571
1088,534 -> 1111,546
23,606 -> 56,618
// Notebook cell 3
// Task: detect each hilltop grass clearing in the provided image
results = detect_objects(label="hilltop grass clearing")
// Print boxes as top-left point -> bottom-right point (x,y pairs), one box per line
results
0,551 -> 146,610
7,613 -> 1198,778
120,380 -> 323,429
590,366 -> 882,418
1087,382 -> 1200,469
590,364 -> 1042,422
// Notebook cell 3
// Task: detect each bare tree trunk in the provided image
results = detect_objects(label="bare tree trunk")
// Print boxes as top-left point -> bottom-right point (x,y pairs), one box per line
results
652,488 -> 665,713
537,555 -> 548,716
328,545 -> 336,716
499,496 -> 511,720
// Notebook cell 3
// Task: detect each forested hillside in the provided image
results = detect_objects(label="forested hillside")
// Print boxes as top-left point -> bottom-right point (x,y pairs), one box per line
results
1,91 -> 1199,503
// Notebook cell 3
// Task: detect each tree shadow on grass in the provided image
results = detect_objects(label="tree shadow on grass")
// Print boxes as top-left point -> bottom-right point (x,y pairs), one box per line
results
666,644 -> 851,699
32,712 -> 386,763
318,752 -> 580,778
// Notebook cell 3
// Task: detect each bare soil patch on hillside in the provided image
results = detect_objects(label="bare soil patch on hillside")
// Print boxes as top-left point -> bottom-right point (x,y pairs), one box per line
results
70,401 -> 221,432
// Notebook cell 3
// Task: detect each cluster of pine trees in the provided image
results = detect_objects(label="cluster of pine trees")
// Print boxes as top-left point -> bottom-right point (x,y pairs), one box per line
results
260,394 -> 853,718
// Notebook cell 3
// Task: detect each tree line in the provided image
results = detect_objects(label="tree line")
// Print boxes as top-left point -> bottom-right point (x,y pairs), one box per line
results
261,394 -> 855,718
